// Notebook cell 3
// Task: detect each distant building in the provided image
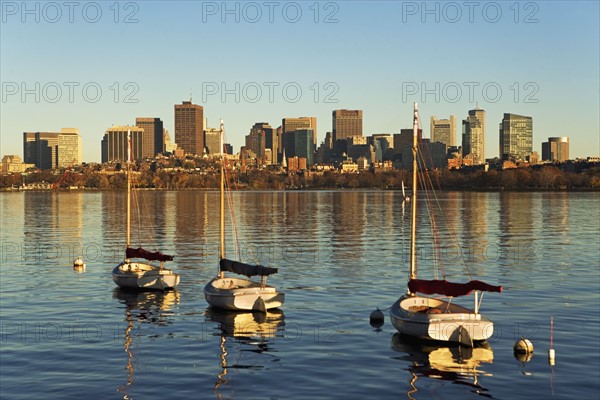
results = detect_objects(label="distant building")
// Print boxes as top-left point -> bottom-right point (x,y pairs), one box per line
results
57,128 -> 82,168
23,129 -> 81,169
462,108 -> 486,165
101,126 -> 145,163
282,117 -> 317,145
204,127 -> 223,156
283,129 -> 315,167
430,115 -> 456,147
402,139 -> 447,170
163,129 -> 177,154
499,113 -> 533,161
246,123 -> 270,161
174,100 -> 204,156
1,155 -> 33,173
136,117 -> 164,157
332,109 -> 362,142
23,131 -> 59,170
542,137 -> 569,162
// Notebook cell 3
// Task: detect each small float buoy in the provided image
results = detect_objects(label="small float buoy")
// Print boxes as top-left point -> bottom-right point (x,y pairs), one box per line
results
514,337 -> 534,362
514,337 -> 534,353
370,308 -> 384,328
73,257 -> 86,272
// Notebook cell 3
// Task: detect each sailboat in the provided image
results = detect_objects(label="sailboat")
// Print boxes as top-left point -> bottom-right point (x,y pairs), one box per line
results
204,120 -> 284,312
112,130 -> 180,291
389,103 -> 502,346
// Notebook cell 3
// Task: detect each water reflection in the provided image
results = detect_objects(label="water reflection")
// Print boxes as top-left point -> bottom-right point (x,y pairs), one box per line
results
391,333 -> 494,399
113,289 -> 181,399
205,308 -> 285,399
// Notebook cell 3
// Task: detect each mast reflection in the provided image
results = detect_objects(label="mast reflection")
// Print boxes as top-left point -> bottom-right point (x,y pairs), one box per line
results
205,308 -> 285,399
391,333 -> 495,399
113,289 -> 180,399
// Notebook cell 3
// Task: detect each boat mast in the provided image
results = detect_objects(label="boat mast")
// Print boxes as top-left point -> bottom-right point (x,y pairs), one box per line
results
126,129 -> 131,260
219,119 -> 225,279
409,103 -> 418,281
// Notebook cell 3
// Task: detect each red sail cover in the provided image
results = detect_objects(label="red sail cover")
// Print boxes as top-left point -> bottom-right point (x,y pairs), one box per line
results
126,247 -> 174,262
408,279 -> 502,297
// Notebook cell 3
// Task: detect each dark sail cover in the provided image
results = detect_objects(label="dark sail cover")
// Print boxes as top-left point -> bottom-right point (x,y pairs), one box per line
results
126,247 -> 174,262
220,258 -> 278,277
408,279 -> 502,297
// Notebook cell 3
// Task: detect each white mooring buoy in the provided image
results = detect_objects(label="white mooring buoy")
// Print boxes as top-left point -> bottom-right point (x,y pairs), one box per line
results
548,316 -> 556,366
370,308 -> 384,328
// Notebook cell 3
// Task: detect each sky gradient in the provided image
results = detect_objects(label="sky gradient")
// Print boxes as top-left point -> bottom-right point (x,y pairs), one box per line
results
1,0 -> 599,163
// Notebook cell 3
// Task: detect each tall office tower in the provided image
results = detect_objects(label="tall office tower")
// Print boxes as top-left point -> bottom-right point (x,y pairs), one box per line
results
332,109 -> 362,142
462,108 -> 486,164
542,137 -> 570,162
204,127 -> 223,156
283,129 -> 315,167
174,101 -> 204,155
276,125 -> 283,162
499,113 -> 533,161
263,124 -> 278,164
282,117 -> 317,144
100,126 -> 145,163
23,131 -> 59,170
136,117 -> 164,157
430,115 -> 456,146
57,128 -> 82,167
246,122 -> 273,162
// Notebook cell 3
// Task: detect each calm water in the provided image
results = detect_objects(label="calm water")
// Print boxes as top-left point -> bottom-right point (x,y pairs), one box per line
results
1,190 -> 599,399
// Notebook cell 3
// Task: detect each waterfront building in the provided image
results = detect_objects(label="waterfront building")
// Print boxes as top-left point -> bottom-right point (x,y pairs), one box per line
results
430,115 -> 457,147
542,137 -> 570,162
57,128 -> 82,168
174,100 -> 204,156
332,109 -> 362,142
136,117 -> 164,157
283,129 -> 315,167
499,113 -> 533,161
282,117 -> 317,145
462,108 -> 486,165
101,126 -> 145,163
204,127 -> 223,156
23,131 -> 59,170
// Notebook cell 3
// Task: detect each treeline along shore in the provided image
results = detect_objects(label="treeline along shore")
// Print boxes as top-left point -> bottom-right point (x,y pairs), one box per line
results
2,159 -> 599,191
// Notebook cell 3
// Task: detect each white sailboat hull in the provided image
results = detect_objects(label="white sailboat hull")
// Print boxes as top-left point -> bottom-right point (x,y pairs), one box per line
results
390,295 -> 494,345
204,277 -> 285,312
112,262 -> 180,291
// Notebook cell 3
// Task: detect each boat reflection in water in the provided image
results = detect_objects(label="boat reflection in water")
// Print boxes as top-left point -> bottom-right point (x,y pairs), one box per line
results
205,308 -> 285,399
391,333 -> 494,399
113,289 -> 180,399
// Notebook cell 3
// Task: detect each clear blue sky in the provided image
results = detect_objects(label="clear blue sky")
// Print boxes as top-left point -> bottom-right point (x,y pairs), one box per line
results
1,0 -> 598,162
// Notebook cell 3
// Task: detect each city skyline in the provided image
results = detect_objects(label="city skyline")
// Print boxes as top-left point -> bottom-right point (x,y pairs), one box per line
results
1,2 -> 598,162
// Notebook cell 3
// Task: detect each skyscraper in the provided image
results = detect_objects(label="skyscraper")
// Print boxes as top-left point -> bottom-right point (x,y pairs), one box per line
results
57,128 -> 82,167
332,109 -> 362,142
23,131 -> 59,170
283,129 -> 315,167
499,113 -> 533,161
542,137 -> 569,162
136,117 -> 164,157
101,126 -> 144,163
204,127 -> 223,156
430,115 -> 456,147
245,124 -> 267,160
282,117 -> 317,144
247,122 -> 276,163
462,108 -> 486,164
174,101 -> 204,156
